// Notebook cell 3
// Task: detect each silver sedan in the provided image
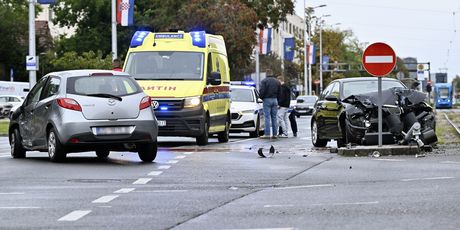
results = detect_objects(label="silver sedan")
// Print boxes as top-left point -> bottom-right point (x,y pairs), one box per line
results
9,70 -> 158,162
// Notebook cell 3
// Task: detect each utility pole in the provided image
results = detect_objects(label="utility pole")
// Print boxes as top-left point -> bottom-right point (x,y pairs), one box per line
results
280,22 -> 284,74
304,4 -> 326,95
317,15 -> 330,95
303,1 -> 308,95
111,0 -> 118,60
28,0 -> 37,88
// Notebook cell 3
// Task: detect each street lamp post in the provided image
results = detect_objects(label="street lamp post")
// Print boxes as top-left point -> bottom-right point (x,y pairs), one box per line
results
304,3 -> 326,95
317,15 -> 330,95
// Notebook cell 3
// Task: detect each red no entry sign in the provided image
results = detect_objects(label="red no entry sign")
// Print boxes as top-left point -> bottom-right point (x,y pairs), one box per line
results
362,42 -> 396,77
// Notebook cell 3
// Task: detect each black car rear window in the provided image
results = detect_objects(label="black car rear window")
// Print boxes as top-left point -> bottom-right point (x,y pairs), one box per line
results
67,75 -> 142,96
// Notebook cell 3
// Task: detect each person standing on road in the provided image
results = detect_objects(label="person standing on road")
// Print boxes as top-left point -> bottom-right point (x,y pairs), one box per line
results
277,75 -> 290,138
259,70 -> 281,138
288,108 -> 299,137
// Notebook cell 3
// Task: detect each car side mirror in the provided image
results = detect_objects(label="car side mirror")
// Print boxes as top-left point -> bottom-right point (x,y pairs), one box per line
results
325,95 -> 338,102
257,98 -> 263,103
208,72 -> 221,86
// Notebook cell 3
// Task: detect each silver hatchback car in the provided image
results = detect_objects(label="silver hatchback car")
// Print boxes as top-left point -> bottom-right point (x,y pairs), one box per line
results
9,70 -> 158,162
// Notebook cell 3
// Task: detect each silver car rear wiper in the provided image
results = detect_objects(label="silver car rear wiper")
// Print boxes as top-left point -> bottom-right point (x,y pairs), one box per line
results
86,93 -> 123,101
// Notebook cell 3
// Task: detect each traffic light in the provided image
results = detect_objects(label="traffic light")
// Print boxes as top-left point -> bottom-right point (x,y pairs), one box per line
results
426,81 -> 432,93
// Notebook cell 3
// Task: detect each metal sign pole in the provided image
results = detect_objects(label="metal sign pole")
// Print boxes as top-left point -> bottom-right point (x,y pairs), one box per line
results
378,77 -> 382,147
28,0 -> 37,88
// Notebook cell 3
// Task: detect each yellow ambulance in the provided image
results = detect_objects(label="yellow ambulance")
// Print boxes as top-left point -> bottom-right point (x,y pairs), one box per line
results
123,31 -> 231,145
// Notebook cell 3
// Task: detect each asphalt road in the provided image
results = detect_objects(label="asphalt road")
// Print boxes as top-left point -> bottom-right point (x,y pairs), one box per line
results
1,116 -> 460,230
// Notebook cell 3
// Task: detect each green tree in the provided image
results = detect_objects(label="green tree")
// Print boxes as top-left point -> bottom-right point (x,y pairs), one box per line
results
52,0 -> 134,59
51,0 -> 295,78
50,51 -> 112,70
178,0 -> 258,79
0,0 -> 29,81
242,0 -> 294,28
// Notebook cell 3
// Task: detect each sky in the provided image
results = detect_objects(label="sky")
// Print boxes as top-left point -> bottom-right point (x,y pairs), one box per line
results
294,0 -> 460,82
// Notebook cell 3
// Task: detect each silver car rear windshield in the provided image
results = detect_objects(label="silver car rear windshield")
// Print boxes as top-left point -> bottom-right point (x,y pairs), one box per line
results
343,80 -> 405,98
124,51 -> 204,80
67,76 -> 142,96
231,88 -> 254,102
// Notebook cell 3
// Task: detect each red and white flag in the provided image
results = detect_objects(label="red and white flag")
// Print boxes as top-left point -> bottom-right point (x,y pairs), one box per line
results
117,0 -> 134,26
257,27 -> 272,55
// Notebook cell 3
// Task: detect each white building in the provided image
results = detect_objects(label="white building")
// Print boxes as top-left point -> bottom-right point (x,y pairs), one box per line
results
36,5 -> 76,38
270,14 -> 305,64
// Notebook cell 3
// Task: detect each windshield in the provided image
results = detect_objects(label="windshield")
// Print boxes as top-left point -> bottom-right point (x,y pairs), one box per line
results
231,88 -> 254,102
124,51 -> 204,80
439,88 -> 449,98
342,80 -> 406,98
67,76 -> 142,96
298,96 -> 317,103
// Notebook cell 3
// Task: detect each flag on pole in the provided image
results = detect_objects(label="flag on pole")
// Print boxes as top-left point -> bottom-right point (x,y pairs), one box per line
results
117,0 -> 134,26
284,37 -> 295,61
258,27 -> 272,55
307,44 -> 316,64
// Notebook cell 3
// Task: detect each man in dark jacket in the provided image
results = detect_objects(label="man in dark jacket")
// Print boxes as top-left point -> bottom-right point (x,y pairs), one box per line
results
259,70 -> 281,138
277,75 -> 290,137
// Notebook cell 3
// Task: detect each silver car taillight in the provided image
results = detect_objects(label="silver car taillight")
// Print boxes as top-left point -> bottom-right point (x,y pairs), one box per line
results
139,96 -> 151,110
57,98 -> 82,111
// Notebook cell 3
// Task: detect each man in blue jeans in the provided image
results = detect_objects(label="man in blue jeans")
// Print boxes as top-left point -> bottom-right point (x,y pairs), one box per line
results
259,70 -> 281,139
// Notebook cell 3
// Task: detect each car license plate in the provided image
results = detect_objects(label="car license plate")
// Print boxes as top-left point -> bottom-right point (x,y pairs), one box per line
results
92,126 -> 134,136
157,120 -> 166,127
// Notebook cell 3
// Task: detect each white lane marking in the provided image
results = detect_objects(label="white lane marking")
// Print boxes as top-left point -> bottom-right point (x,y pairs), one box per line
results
158,165 -> 171,169
441,161 -> 460,164
133,178 -> 152,185
58,210 -> 92,221
114,188 -> 135,194
0,206 -> 40,209
224,228 -> 295,230
423,176 -> 455,180
373,159 -> 405,162
365,55 -> 393,63
134,190 -> 188,193
183,152 -> 193,155
274,184 -> 334,190
167,160 -> 179,164
313,201 -> 379,206
0,155 -> 11,158
401,176 -> 455,182
148,171 -> 163,176
175,155 -> 186,159
0,192 -> 25,195
92,195 -> 119,204
264,204 -> 295,208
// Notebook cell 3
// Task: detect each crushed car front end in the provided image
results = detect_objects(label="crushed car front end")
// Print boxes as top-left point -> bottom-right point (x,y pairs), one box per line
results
343,88 -> 437,147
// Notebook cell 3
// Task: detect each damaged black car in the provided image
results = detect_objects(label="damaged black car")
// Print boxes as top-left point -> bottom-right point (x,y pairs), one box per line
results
311,77 -> 437,148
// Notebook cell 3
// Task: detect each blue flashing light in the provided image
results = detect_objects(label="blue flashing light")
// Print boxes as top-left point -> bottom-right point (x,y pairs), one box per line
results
243,81 -> 256,87
130,31 -> 149,48
190,31 -> 206,48
160,106 -> 168,111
